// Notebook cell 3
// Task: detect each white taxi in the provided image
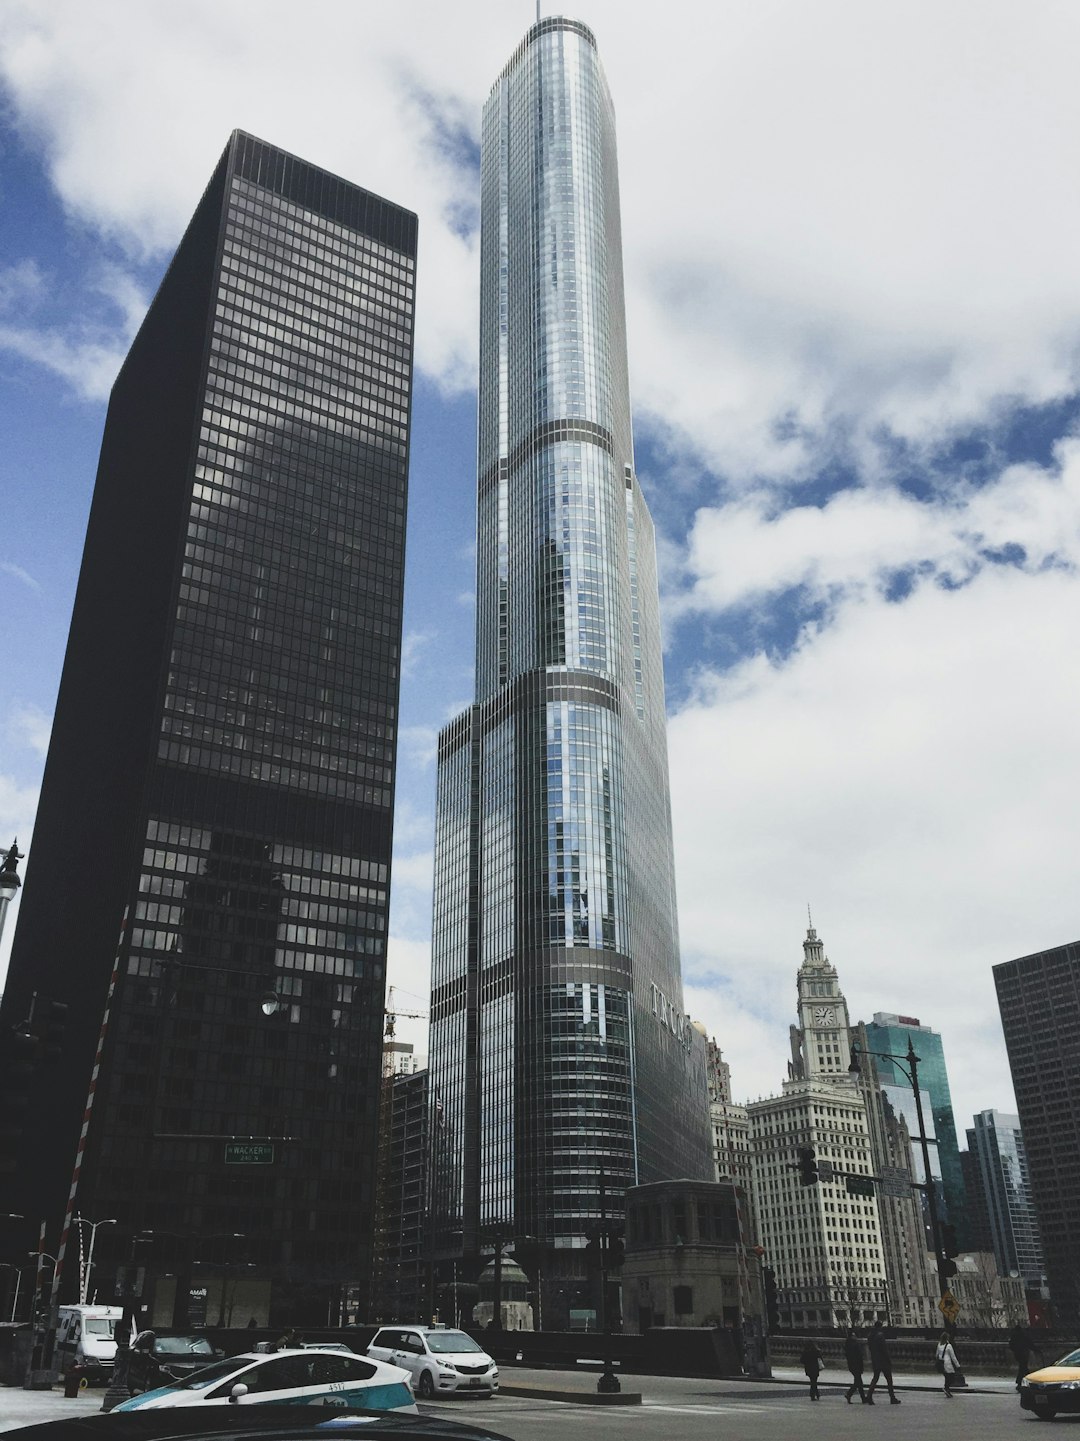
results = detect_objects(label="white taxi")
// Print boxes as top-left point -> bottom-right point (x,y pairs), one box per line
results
367,1328 -> 498,1400
114,1346 -> 417,1412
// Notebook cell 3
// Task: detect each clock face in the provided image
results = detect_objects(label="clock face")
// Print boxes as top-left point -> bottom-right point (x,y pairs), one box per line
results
814,1005 -> 836,1025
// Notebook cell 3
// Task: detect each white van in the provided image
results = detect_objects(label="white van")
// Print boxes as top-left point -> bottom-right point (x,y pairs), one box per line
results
56,1304 -> 123,1380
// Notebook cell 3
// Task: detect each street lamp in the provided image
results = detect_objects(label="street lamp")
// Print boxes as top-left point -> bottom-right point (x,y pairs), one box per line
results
848,1037 -> 953,1312
0,839 -> 23,949
73,1214 -> 118,1305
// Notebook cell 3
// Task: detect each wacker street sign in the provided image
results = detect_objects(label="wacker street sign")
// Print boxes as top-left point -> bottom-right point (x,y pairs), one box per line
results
225,1141 -> 275,1165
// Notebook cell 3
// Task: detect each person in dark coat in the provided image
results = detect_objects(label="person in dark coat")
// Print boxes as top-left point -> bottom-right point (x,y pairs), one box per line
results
844,1328 -> 868,1403
1009,1325 -> 1037,1391
800,1339 -> 823,1401
867,1320 -> 900,1403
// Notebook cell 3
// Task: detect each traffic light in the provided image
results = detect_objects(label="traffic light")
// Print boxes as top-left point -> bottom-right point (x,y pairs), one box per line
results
940,1257 -> 958,1278
763,1265 -> 779,1331
941,1223 -> 959,1258
798,1147 -> 819,1186
0,1022 -> 40,1174
40,1001 -> 69,1060
606,1228 -> 625,1270
584,1235 -> 602,1269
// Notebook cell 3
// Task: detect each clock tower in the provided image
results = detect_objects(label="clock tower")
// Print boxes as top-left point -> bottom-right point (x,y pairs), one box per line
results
789,922 -> 854,1081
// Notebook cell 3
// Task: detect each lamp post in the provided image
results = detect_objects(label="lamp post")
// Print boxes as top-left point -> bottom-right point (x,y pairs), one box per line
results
74,1214 -> 118,1305
848,1038 -> 953,1312
0,839 -> 23,949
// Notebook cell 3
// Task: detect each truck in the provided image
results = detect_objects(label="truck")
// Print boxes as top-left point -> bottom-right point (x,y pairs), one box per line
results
56,1304 -> 123,1382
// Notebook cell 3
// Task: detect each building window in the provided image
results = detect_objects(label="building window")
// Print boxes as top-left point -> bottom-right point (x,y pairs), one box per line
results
673,1285 -> 693,1316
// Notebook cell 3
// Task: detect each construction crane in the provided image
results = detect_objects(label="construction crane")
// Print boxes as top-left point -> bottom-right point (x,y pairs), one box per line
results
383,986 -> 427,1076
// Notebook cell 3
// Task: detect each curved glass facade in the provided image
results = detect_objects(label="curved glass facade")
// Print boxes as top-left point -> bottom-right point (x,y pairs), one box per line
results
430,19 -> 712,1292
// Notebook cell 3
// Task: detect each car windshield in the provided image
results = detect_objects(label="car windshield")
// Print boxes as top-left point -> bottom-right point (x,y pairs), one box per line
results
1055,1350 -> 1080,1367
426,1331 -> 483,1355
84,1319 -> 116,1337
168,1357 -> 251,1391
155,1335 -> 217,1356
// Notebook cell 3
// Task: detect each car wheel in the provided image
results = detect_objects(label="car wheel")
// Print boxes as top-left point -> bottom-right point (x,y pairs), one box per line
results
417,1370 -> 435,1400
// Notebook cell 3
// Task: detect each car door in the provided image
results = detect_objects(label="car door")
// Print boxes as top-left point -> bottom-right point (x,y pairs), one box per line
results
206,1355 -> 312,1405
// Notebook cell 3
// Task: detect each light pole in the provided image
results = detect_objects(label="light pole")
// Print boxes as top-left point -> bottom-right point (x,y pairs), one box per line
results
848,1038 -> 953,1315
0,839 -> 23,950
74,1214 -> 117,1305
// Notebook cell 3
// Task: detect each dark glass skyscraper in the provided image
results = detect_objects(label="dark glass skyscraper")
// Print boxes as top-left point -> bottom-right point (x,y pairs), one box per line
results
0,132 -> 415,1324
995,940 -> 1080,1326
428,18 -> 712,1315
967,1110 -> 1045,1293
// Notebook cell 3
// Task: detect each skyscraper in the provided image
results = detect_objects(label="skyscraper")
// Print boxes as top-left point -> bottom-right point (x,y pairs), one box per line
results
747,926 -> 889,1329
0,132 -> 415,1324
967,1110 -> 1045,1294
994,940 -> 1080,1325
428,17 -> 712,1316
865,1012 -> 967,1241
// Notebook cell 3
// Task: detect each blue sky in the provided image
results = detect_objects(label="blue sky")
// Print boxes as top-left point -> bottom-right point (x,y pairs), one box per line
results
2,0 -> 1079,1131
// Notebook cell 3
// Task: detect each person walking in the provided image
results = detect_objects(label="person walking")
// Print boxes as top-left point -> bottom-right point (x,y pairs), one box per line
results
867,1320 -> 900,1403
845,1327 -> 868,1403
1009,1324 -> 1037,1391
801,1339 -> 823,1401
936,1331 -> 960,1398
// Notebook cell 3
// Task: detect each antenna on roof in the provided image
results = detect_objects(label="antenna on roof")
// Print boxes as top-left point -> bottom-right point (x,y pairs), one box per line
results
807,902 -> 813,929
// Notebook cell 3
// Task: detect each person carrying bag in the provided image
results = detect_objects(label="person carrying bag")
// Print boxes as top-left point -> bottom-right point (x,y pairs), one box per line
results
936,1332 -> 961,1398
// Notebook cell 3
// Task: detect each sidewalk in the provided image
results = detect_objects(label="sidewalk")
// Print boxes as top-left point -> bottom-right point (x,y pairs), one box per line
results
768,1364 -> 1017,1396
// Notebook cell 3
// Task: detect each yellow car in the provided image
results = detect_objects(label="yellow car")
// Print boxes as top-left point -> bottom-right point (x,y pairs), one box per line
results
1020,1348 -> 1080,1420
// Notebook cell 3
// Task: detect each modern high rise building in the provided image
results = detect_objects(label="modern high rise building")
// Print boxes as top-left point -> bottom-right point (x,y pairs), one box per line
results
994,940 -> 1080,1325
967,1110 -> 1045,1294
865,1012 -> 967,1241
428,17 -> 713,1320
0,132 -> 416,1324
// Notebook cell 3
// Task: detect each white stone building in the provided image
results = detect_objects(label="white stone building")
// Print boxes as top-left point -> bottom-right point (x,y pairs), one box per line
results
747,925 -> 888,1328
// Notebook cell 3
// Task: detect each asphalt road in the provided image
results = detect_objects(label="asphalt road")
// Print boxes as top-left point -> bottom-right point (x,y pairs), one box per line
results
0,1368 -> 1047,1438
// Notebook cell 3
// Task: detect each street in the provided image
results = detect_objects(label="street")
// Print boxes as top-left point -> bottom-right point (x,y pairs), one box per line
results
0,1367 -> 1045,1438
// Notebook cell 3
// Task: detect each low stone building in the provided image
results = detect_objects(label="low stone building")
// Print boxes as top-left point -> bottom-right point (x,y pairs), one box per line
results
621,1178 -> 761,1335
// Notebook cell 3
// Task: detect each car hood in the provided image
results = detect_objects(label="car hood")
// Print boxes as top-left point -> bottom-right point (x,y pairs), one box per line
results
1026,1366 -> 1080,1384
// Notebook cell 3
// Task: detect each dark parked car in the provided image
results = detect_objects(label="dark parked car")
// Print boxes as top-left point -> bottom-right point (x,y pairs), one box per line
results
128,1332 -> 225,1393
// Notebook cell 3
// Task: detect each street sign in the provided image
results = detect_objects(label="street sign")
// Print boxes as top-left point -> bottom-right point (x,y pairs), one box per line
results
881,1166 -> 911,1199
817,1160 -> 836,1182
845,1174 -> 875,1197
225,1141 -> 274,1164
938,1291 -> 960,1323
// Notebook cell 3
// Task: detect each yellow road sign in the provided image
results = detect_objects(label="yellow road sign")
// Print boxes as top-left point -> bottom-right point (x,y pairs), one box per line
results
938,1291 -> 960,1322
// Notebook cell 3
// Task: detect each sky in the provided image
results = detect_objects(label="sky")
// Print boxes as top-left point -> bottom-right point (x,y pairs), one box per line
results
2,0 -> 1079,1138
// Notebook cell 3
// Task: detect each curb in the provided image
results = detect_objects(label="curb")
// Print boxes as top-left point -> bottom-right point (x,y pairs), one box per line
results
499,1384 -> 642,1405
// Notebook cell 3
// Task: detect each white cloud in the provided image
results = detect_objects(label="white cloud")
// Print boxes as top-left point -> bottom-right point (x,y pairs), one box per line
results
8,702 -> 51,756
669,548 -> 1080,1128
1,1 -> 1078,473
673,441 -> 1080,617
0,561 -> 41,592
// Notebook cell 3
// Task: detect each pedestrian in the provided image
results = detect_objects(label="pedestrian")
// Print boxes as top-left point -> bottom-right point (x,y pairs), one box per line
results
936,1331 -> 960,1398
1009,1324 -> 1037,1391
867,1320 -> 900,1403
800,1339 -> 823,1401
844,1327 -> 868,1403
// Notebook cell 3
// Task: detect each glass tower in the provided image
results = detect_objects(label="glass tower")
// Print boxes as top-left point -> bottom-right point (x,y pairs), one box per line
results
865,1013 -> 968,1243
0,132 -> 415,1324
994,940 -> 1080,1325
429,18 -> 713,1307
967,1110 -> 1045,1292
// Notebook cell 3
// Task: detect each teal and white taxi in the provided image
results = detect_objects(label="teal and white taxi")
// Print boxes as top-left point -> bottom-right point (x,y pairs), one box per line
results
114,1346 -> 417,1413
